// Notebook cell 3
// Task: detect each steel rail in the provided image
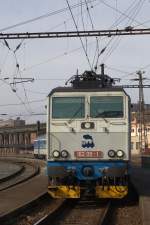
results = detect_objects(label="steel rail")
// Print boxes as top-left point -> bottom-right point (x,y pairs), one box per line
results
33,199 -> 111,225
0,192 -> 48,224
98,201 -> 111,225
32,200 -> 68,225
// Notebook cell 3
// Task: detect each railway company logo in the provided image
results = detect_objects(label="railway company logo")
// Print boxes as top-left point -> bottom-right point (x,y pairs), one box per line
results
82,134 -> 95,148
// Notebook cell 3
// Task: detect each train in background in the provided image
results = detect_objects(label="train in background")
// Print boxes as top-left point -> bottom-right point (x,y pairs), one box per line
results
34,135 -> 46,159
46,65 -> 131,198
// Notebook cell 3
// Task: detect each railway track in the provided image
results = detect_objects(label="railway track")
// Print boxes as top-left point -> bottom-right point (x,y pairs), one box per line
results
33,184 -> 141,225
0,157 -> 142,225
0,183 -> 142,225
1,193 -> 65,225
34,198 -> 111,225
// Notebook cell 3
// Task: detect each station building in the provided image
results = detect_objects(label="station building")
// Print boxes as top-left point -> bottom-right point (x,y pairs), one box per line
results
131,104 -> 150,155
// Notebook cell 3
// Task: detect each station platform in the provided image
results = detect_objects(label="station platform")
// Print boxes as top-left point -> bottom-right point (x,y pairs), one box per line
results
0,167 -> 47,219
0,161 -> 22,181
131,156 -> 150,225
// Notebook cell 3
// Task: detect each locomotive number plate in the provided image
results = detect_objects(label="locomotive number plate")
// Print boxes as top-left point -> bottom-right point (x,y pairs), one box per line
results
74,151 -> 103,158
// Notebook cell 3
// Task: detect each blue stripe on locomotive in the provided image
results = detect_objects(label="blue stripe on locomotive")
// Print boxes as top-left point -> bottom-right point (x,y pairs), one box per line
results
47,161 -> 129,180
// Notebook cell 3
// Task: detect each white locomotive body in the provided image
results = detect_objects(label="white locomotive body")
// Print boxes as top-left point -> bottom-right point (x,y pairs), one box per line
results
47,70 -> 130,198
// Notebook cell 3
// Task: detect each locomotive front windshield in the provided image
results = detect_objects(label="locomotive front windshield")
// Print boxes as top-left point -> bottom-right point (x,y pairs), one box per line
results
90,96 -> 123,118
52,97 -> 85,119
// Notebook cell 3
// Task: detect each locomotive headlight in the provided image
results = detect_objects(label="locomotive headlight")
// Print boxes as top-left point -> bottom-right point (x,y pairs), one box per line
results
84,122 -> 91,129
116,150 -> 124,158
61,150 -> 69,158
52,150 -> 60,158
108,149 -> 116,158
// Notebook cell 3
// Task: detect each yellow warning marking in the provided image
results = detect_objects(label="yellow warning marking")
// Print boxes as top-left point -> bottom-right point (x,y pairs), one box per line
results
96,186 -> 128,198
48,185 -> 128,198
48,185 -> 80,198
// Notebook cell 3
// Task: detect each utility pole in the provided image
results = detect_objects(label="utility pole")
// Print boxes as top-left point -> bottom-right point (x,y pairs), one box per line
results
132,71 -> 148,152
37,121 -> 40,157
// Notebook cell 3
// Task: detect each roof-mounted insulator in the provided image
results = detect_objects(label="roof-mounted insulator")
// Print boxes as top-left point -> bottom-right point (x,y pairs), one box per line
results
70,65 -> 115,89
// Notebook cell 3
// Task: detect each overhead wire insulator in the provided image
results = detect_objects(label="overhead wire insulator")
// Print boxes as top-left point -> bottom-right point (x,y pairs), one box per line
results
4,39 -> 11,50
16,63 -> 20,69
100,47 -> 107,55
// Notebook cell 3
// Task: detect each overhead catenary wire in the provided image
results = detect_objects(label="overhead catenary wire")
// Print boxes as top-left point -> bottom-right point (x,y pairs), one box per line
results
0,99 -> 45,107
0,48 -> 9,74
0,75 -> 33,114
1,0 -> 146,76
105,63 -> 150,80
0,3 -> 149,124
1,39 -> 36,115
134,18 -> 150,28
8,0 -> 103,74
13,52 -> 33,113
80,0 -> 88,53
9,112 -> 46,117
83,0 -> 100,70
99,0 -> 146,65
0,0 -> 102,81
125,0 -> 146,26
21,2 -> 104,73
0,0 -> 98,32
0,5 -> 146,79
94,0 -> 145,63
90,0 -> 144,70
100,0 -> 147,28
19,0 -> 148,74
0,0 -> 145,33
65,0 -> 92,70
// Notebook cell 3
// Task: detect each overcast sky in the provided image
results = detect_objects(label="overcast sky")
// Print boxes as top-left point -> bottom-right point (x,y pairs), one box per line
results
0,0 -> 150,123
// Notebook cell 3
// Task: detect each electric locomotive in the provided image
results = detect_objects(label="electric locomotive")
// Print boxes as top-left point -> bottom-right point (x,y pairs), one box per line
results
47,65 -> 130,198
34,135 -> 46,159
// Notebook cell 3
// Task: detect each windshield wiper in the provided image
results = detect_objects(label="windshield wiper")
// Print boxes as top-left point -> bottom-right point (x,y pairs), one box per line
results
95,113 -> 108,123
92,107 -> 108,123
68,105 -> 84,124
95,111 -> 123,118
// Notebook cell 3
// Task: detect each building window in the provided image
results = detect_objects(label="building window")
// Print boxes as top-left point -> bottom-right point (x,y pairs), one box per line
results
136,142 -> 140,150
131,128 -> 134,133
137,128 -> 147,133
131,142 -> 134,150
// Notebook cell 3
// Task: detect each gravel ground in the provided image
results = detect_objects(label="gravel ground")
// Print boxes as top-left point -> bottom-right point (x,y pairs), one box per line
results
3,195 -> 142,225
110,202 -> 142,225
15,199 -> 142,225
105,183 -> 142,225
